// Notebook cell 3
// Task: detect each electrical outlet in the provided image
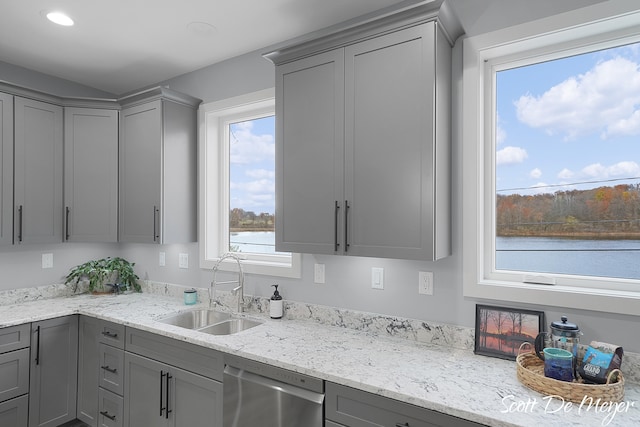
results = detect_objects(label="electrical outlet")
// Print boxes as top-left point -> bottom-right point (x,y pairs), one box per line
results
178,253 -> 189,269
314,263 -> 325,283
419,271 -> 433,295
159,252 -> 166,267
42,253 -> 53,269
371,267 -> 384,290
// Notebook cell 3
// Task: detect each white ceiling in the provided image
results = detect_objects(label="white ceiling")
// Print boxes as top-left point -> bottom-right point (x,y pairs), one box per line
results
0,0 -> 608,96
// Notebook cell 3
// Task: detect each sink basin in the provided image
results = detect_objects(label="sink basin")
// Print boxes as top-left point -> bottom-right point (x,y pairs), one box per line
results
156,309 -> 262,335
157,309 -> 232,329
198,318 -> 262,335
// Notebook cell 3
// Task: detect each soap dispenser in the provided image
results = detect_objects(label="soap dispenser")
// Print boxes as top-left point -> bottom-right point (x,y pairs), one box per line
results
270,285 -> 283,319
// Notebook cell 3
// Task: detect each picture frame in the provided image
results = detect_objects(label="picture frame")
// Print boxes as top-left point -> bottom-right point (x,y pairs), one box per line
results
474,304 -> 544,360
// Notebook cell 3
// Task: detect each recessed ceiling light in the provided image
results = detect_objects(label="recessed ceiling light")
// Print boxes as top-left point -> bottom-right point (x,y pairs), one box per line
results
46,11 -> 74,26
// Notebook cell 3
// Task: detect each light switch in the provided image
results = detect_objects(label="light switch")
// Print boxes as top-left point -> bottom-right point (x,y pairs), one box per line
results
314,263 -> 325,284
42,253 -> 53,269
371,267 -> 384,290
159,252 -> 166,267
179,253 -> 189,269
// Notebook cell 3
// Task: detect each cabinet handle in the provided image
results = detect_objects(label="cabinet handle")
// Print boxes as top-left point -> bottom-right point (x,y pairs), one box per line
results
160,371 -> 166,416
100,411 -> 116,421
165,372 -> 172,418
395,423 -> 410,427
35,325 -> 40,365
334,201 -> 340,252
153,206 -> 159,242
101,331 -> 118,339
65,206 -> 70,240
344,200 -> 350,252
18,205 -> 23,243
101,365 -> 117,374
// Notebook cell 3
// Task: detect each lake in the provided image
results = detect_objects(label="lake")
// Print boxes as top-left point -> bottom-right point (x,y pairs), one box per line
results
230,231 -> 278,254
496,236 -> 640,280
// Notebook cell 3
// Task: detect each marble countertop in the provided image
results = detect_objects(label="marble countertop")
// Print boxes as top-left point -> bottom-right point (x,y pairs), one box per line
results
0,292 -> 638,427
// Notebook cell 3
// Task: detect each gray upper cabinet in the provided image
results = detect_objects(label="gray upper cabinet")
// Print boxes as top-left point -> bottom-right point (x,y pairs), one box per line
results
29,316 -> 78,427
119,88 -> 200,244
0,92 -> 12,247
14,97 -> 64,245
268,2 -> 461,260
275,49 -> 345,254
64,107 -> 119,242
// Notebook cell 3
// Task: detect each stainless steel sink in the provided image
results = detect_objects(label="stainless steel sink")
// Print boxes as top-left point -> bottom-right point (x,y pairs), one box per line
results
157,309 -> 232,329
198,318 -> 262,335
156,309 -> 262,335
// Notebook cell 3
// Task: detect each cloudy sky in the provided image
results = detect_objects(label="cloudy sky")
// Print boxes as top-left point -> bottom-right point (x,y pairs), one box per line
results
229,115 -> 276,214
496,42 -> 640,195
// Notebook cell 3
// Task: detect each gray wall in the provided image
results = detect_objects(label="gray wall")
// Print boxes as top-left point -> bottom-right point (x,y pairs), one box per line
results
0,2 -> 638,352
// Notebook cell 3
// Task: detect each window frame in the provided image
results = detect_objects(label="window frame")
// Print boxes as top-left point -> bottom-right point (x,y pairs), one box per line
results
198,88 -> 301,277
462,2 -> 640,316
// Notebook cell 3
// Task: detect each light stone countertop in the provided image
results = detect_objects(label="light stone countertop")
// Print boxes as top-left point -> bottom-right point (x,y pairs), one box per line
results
0,292 -> 638,427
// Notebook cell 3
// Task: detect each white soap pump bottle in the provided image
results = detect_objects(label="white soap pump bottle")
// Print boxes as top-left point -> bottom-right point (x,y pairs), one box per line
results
270,284 -> 283,319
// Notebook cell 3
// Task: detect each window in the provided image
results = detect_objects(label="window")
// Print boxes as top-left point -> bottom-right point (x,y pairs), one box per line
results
199,89 -> 301,277
462,3 -> 640,315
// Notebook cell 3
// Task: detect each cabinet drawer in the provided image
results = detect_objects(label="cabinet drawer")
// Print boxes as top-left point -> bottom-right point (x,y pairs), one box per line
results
0,394 -> 28,427
98,321 -> 125,349
0,324 -> 30,354
99,387 -> 123,427
0,348 -> 29,402
99,343 -> 124,395
125,327 -> 224,381
326,382 -> 483,427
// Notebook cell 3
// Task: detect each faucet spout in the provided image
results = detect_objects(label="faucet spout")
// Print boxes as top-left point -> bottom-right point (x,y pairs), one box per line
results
211,253 -> 245,313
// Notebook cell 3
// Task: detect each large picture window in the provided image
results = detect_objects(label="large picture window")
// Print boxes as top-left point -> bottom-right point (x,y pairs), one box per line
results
462,3 -> 640,315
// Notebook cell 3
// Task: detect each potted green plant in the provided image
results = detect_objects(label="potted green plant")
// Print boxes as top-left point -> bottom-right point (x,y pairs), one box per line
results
65,257 -> 141,294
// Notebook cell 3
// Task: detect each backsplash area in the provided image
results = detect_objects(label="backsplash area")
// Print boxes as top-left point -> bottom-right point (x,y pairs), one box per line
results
2,280 -> 638,385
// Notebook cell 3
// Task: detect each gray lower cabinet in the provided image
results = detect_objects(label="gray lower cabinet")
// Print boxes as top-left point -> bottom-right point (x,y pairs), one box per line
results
29,316 -> 78,427
124,328 -> 223,427
0,324 -> 30,427
77,316 -> 126,427
325,382 -> 484,427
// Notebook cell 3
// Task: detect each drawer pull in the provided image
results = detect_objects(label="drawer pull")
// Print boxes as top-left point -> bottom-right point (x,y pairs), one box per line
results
102,331 -> 118,339
395,423 -> 410,427
100,411 -> 116,421
101,365 -> 118,374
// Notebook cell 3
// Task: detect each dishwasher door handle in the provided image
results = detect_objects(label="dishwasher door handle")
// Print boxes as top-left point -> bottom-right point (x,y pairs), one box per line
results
224,365 -> 324,404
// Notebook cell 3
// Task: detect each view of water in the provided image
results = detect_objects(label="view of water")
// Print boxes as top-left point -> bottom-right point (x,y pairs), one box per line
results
230,231 -> 278,254
496,237 -> 640,280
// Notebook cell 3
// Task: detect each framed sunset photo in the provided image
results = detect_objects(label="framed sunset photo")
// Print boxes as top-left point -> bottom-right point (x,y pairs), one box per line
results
474,305 -> 544,360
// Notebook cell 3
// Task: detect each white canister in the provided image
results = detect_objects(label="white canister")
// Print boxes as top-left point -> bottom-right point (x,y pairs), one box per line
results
270,285 -> 283,319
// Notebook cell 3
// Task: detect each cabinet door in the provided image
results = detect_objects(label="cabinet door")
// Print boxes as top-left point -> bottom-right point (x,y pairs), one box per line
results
344,22 -> 442,260
29,316 -> 78,427
0,395 -> 29,427
275,49 -> 345,254
119,100 -> 161,243
77,316 -> 101,427
169,364 -> 222,427
0,92 -> 13,247
123,352 -> 166,427
14,97 -> 63,244
64,108 -> 118,242
0,348 -> 29,404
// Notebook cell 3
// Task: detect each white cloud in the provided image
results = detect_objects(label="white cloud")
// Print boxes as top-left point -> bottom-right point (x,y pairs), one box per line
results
581,161 -> 640,179
496,146 -> 528,165
515,57 -> 640,140
529,168 -> 542,179
245,169 -> 275,179
230,121 -> 274,164
557,168 -> 574,180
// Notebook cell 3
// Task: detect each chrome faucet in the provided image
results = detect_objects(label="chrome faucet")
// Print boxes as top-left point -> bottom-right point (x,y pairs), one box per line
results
211,253 -> 245,313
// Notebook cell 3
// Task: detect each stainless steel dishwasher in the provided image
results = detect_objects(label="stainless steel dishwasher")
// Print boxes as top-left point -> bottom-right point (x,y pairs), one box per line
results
223,355 -> 324,427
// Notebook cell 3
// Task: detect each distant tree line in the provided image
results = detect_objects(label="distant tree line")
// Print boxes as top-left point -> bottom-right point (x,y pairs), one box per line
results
497,184 -> 640,237
230,208 -> 274,232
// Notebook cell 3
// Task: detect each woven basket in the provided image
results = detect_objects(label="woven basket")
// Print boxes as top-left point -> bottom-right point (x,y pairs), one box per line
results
516,343 -> 625,403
